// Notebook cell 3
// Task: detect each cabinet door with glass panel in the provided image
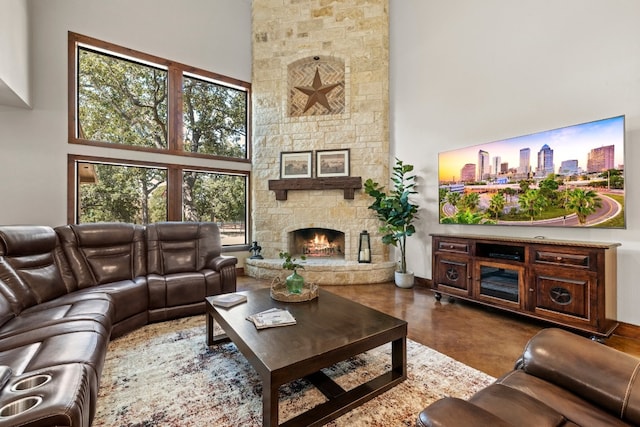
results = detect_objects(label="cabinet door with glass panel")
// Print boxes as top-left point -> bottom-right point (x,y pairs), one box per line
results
473,260 -> 526,310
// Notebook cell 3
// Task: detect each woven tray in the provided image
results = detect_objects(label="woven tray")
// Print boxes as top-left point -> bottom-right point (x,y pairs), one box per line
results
270,276 -> 319,302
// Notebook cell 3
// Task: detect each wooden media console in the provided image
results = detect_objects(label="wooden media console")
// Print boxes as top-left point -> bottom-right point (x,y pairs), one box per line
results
431,234 -> 620,338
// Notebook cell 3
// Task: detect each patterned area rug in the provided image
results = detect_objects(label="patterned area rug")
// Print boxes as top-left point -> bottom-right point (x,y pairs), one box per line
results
93,316 -> 494,426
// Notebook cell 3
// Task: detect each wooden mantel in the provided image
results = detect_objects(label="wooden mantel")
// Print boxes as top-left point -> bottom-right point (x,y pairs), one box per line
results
268,176 -> 362,200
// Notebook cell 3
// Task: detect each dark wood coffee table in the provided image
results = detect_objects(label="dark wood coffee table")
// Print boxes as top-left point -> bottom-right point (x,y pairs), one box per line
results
206,287 -> 407,427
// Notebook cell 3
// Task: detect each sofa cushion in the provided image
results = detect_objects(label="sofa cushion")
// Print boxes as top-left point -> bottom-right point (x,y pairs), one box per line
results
0,320 -> 109,377
0,225 -> 56,256
73,278 -> 148,325
158,241 -> 198,274
0,293 -> 114,340
146,222 -> 222,274
0,226 -> 71,310
417,397 -> 514,427
55,223 -> 146,288
84,244 -> 137,283
147,271 -> 220,322
498,369 -> 630,426
520,328 -> 640,425
469,383 -> 566,427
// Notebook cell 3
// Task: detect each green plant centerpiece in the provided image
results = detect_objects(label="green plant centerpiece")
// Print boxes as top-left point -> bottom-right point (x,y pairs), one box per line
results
279,251 -> 306,294
364,158 -> 419,287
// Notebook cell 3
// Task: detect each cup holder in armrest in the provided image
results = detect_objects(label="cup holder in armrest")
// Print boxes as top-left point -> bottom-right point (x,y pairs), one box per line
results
0,396 -> 43,417
11,374 -> 52,392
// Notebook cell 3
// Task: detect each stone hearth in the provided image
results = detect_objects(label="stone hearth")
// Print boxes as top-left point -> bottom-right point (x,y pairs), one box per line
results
245,257 -> 395,285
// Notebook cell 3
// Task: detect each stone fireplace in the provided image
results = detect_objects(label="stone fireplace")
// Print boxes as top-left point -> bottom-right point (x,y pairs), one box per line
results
246,0 -> 395,285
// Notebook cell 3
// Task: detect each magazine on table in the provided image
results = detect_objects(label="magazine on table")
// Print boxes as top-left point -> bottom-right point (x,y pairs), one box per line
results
247,308 -> 296,329
209,293 -> 247,308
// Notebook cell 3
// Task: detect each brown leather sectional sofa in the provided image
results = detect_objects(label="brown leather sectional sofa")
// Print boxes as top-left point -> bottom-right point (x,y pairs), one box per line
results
0,222 -> 237,426
418,328 -> 640,427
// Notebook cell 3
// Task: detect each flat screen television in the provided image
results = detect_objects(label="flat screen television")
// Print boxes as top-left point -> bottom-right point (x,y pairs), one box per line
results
438,115 -> 625,228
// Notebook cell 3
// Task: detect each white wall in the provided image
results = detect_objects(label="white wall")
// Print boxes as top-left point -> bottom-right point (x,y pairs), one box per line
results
0,0 -> 251,227
2,0 -> 639,326
0,0 -> 30,107
390,0 -> 640,326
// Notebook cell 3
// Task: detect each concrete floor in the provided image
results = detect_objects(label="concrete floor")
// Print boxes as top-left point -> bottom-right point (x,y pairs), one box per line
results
237,276 -> 640,378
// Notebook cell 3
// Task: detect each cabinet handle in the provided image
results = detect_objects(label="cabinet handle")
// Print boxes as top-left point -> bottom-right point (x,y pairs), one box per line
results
529,288 -> 534,292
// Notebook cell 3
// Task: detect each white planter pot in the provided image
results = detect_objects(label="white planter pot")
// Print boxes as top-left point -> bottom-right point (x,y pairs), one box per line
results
394,271 -> 414,288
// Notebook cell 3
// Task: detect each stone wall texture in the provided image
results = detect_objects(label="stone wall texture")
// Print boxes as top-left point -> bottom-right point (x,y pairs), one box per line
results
251,0 -> 391,266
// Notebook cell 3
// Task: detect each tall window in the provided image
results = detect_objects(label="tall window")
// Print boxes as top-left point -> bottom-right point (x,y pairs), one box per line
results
68,32 -> 251,248
77,48 -> 169,149
183,75 -> 247,158
182,170 -> 247,246
76,161 -> 167,224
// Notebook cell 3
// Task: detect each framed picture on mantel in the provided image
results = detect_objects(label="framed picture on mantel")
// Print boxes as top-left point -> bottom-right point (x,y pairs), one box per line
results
316,149 -> 349,177
280,151 -> 312,179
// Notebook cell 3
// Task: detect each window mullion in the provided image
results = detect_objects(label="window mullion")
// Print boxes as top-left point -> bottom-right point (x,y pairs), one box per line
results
167,165 -> 183,221
168,67 -> 183,153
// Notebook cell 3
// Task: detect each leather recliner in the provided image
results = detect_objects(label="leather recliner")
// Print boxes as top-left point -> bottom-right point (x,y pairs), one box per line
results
55,222 -> 149,338
417,328 -> 640,427
145,221 -> 237,322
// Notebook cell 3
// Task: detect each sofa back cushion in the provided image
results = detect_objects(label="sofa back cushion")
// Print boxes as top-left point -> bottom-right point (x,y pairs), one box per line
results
146,222 -> 221,275
521,328 -> 640,425
55,223 -> 146,287
0,225 -> 71,311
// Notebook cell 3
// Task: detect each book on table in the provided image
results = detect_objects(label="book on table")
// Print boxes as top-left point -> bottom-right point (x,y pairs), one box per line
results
247,308 -> 296,329
209,293 -> 247,308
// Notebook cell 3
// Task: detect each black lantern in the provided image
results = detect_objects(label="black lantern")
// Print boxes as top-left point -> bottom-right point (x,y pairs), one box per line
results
358,230 -> 371,263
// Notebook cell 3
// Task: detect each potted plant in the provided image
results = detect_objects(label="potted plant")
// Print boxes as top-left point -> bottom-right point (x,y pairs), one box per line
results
364,158 -> 419,288
279,251 -> 306,294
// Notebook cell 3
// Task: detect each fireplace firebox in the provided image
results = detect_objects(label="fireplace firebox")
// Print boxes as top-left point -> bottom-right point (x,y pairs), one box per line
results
289,228 -> 345,259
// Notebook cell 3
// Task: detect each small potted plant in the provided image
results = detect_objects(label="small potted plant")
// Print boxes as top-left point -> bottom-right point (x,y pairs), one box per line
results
364,158 -> 419,288
279,251 -> 306,294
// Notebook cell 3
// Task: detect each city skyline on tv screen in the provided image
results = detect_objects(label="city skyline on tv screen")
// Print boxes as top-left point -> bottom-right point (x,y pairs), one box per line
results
438,115 -> 625,228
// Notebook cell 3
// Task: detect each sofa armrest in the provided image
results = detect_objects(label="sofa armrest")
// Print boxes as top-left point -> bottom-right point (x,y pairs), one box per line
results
520,328 -> 640,425
210,255 -> 238,272
417,397 -> 514,427
210,256 -> 237,294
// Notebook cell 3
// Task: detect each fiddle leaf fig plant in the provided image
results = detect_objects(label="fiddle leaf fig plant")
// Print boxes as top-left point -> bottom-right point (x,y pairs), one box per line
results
364,158 -> 419,274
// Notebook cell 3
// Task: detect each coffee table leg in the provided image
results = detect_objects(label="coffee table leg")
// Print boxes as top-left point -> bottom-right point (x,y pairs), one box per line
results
392,336 -> 407,378
263,376 -> 278,427
206,311 -> 229,345
206,310 -> 215,346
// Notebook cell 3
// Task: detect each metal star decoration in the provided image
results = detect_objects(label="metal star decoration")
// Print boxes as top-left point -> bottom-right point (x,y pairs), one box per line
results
295,67 -> 340,113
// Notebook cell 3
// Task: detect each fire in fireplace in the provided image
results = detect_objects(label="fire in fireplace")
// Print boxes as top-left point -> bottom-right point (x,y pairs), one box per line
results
289,228 -> 345,259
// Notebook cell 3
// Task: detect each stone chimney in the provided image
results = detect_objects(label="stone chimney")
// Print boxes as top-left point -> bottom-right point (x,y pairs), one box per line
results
248,0 -> 394,284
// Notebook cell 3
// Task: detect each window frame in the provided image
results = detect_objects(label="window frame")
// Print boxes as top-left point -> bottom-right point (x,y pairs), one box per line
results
68,155 -> 250,251
68,32 -> 252,162
67,32 -> 252,250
